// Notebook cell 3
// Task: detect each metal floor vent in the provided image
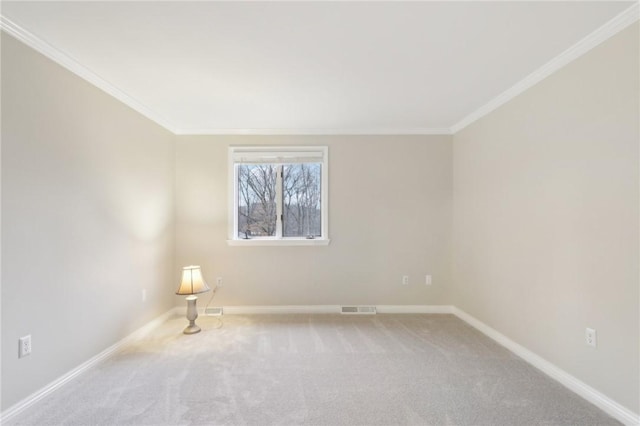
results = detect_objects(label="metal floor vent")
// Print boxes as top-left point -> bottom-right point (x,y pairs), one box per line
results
341,306 -> 376,315
204,307 -> 223,316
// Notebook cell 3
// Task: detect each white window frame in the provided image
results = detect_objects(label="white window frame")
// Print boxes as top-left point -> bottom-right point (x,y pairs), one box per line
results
228,146 -> 329,246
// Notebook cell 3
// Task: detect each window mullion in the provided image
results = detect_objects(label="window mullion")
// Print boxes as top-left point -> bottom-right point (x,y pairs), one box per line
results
275,164 -> 283,238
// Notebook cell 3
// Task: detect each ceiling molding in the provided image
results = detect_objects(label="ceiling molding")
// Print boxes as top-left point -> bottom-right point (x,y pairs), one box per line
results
2,3 -> 637,138
450,2 -> 640,135
174,127 -> 453,136
0,13 -> 451,137
0,15 -> 180,134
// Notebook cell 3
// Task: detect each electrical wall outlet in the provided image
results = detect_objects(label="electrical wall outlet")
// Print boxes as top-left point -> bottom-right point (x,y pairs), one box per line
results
585,328 -> 597,348
216,277 -> 223,288
402,275 -> 409,285
19,335 -> 32,358
142,289 -> 147,302
425,275 -> 432,285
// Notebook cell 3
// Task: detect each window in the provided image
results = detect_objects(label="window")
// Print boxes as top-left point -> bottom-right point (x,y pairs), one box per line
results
228,146 -> 329,246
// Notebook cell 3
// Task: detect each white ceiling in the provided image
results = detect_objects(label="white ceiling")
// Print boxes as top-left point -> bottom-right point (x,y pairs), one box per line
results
1,1 -> 637,134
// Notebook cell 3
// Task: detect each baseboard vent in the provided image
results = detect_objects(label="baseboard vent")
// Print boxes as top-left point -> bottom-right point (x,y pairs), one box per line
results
204,307 -> 223,316
341,306 -> 376,315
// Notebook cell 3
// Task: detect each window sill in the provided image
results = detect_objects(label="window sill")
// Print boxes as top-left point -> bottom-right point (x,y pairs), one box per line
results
227,238 -> 330,247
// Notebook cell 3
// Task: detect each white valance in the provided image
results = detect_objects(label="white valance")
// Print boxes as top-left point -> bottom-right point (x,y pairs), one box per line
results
231,146 -> 326,164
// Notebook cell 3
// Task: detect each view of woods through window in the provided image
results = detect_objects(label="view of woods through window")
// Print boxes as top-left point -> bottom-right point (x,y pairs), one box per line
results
237,163 -> 322,238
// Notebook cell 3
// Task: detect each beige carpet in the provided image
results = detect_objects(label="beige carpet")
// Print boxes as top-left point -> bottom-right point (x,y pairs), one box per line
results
6,314 -> 619,425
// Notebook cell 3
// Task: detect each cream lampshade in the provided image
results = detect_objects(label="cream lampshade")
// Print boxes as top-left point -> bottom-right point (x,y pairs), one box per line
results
176,265 -> 211,334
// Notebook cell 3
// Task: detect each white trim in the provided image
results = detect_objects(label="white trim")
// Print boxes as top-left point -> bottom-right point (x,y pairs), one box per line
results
221,305 -> 457,315
0,15 -> 179,134
450,2 -> 640,134
232,147 -> 326,164
376,305 -> 453,314
227,238 -> 330,246
223,305 -> 341,315
2,4 -> 638,138
0,308 -> 176,424
175,128 -> 453,136
0,13 -> 451,137
228,147 -> 237,241
177,305 -> 452,315
451,307 -> 640,426
228,146 -> 329,243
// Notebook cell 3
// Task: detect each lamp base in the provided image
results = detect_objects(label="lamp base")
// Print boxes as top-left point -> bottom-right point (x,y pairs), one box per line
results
183,295 -> 201,335
183,323 -> 201,334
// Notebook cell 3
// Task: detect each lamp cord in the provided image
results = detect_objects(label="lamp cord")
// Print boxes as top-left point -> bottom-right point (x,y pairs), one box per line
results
203,286 -> 223,329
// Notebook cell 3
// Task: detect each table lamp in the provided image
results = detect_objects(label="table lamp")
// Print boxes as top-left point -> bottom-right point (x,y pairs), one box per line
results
176,265 -> 211,334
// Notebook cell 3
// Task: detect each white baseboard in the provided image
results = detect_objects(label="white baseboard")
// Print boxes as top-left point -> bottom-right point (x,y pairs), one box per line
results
174,304 -> 453,315
451,307 -> 640,426
175,305 -> 339,315
0,308 -> 176,424
376,305 -> 453,314
223,305 -> 340,314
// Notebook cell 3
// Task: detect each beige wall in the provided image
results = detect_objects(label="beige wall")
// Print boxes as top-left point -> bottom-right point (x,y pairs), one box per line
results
1,34 -> 176,409
176,135 -> 452,306
452,22 -> 639,413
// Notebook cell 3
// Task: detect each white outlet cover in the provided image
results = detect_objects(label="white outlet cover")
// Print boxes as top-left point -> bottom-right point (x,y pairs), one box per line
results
585,328 -> 597,348
425,275 -> 432,285
19,335 -> 31,358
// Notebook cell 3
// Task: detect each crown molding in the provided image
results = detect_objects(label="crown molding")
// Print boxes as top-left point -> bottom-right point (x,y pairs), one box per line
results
450,2 -> 640,134
174,127 -> 453,136
0,15 -> 180,134
0,13 -> 451,137
2,2 -> 637,138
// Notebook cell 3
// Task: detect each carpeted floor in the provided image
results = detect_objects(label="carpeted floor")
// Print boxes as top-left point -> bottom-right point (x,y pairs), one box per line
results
6,314 -> 620,425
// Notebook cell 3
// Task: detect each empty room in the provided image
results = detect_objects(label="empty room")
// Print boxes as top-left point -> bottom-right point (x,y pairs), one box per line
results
1,1 -> 638,425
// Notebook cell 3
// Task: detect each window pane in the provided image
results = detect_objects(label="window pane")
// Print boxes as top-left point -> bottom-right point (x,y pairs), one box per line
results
282,163 -> 321,238
237,164 -> 277,238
